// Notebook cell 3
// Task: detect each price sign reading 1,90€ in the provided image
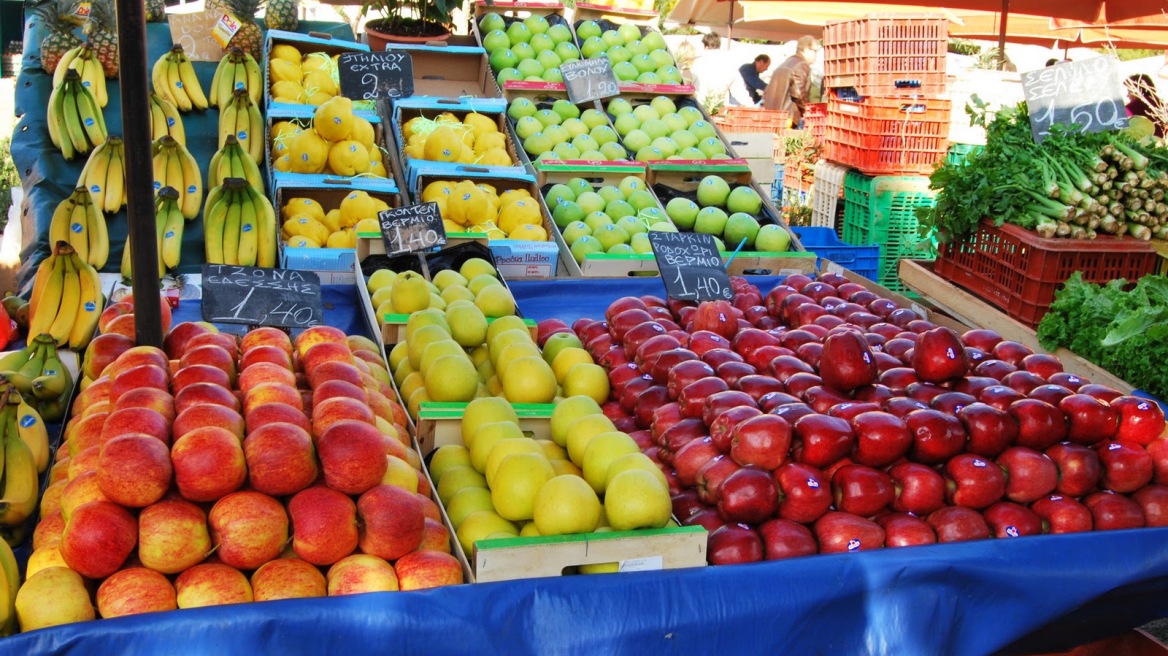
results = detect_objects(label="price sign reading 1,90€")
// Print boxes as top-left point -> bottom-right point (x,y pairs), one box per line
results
648,231 -> 733,302
560,57 -> 620,104
201,265 -> 323,328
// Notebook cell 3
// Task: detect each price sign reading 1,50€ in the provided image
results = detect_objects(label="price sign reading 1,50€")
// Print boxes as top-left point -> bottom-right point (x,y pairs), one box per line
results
648,231 -> 733,302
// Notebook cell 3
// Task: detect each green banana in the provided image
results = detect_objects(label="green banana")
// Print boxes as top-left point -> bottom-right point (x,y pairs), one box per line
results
31,339 -> 70,402
5,340 -> 46,396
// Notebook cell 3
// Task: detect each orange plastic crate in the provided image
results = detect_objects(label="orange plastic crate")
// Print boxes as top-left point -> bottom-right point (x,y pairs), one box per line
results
803,103 -> 826,141
822,14 -> 948,97
783,154 -> 813,194
824,93 -> 950,176
934,219 -> 1158,328
712,106 -> 791,133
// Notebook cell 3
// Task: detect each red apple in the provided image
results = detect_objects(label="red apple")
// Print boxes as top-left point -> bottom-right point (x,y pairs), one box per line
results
980,385 -> 1026,411
666,360 -> 716,400
851,411 -> 911,467
707,523 -> 763,565
927,506 -> 990,543
991,341 -> 1033,366
708,405 -> 762,453
888,462 -> 946,515
1030,494 -> 1093,533
718,467 -> 778,525
1096,440 -> 1154,493
944,453 -> 1006,509
982,501 -> 1044,538
696,455 -> 740,506
729,415 -> 791,470
1111,396 -> 1166,445
958,403 -> 1018,457
906,409 -> 967,464
1045,442 -> 1103,497
996,446 -> 1058,503
758,518 -> 818,560
819,331 -> 877,392
774,462 -> 832,523
792,414 -> 854,468
814,511 -> 885,553
673,437 -> 721,488
1132,485 -> 1168,527
876,512 -> 937,547
1009,398 -> 1068,450
1083,490 -> 1145,530
1059,394 -> 1119,445
831,464 -> 894,517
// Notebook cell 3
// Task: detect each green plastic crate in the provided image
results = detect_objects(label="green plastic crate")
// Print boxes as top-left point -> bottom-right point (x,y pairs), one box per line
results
842,171 -> 937,293
946,143 -> 984,167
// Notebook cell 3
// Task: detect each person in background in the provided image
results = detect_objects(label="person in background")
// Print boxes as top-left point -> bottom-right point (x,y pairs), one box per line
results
690,33 -> 730,112
733,54 -> 771,105
762,36 -> 819,126
1126,73 -> 1165,137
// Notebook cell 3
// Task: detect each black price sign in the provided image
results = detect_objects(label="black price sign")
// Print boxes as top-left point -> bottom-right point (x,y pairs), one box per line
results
1021,57 -> 1128,142
560,57 -> 620,104
378,202 -> 446,256
201,265 -> 323,328
338,51 -> 415,100
648,231 -> 733,302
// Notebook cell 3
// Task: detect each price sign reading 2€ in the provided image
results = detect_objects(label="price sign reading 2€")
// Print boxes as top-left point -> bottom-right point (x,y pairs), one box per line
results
648,231 -> 733,302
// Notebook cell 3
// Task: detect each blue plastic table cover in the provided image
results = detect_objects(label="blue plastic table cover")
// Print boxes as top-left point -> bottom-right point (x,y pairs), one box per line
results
9,18 -> 355,289
0,278 -> 1167,655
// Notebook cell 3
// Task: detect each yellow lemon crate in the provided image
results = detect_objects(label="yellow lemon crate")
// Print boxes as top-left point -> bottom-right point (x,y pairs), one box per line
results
262,29 -> 370,113
274,176 -> 402,284
390,97 -> 525,186
265,105 -> 389,193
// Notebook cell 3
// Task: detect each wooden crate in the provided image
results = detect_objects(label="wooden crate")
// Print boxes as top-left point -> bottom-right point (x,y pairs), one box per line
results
415,401 -> 555,455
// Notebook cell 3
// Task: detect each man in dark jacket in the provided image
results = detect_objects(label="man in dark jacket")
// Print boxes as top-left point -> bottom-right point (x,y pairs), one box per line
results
762,36 -> 820,126
737,55 -> 770,105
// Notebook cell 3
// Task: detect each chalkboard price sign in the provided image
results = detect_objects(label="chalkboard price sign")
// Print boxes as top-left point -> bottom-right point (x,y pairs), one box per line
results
648,231 -> 733,302
338,51 -> 415,101
559,57 -> 620,104
201,265 -> 323,328
378,202 -> 447,256
1021,57 -> 1128,142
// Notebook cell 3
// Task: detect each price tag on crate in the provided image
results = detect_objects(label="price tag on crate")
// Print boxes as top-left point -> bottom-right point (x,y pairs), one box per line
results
1021,57 -> 1128,143
338,51 -> 415,101
560,58 -> 619,104
648,232 -> 733,302
378,202 -> 446,256
201,265 -> 323,328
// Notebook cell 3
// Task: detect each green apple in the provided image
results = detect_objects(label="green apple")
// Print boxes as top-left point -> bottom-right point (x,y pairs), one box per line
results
552,142 -> 582,160
561,118 -> 588,139
630,232 -> 652,253
597,186 -> 624,205
517,59 -> 544,79
480,13 -> 505,34
613,113 -> 640,137
650,137 -> 678,158
592,126 -> 621,148
576,20 -> 601,41
607,243 -> 635,255
594,223 -> 630,250
482,29 -> 510,53
584,211 -> 614,232
506,22 -> 532,44
545,184 -> 576,209
599,141 -> 627,160
555,42 -> 580,62
507,98 -> 537,120
580,36 -> 606,59
601,30 -> 624,48
580,149 -> 606,160
626,39 -> 649,56
530,33 -> 555,53
524,14 -> 550,34
617,175 -> 644,198
616,23 -> 641,44
642,31 -> 667,52
536,50 -> 562,71
566,178 -> 592,197
665,197 -> 700,230
543,124 -> 569,144
631,54 -> 656,74
694,207 -> 728,235
639,207 -> 667,224
496,68 -> 522,84
542,68 -> 563,83
726,186 -> 763,215
641,119 -> 669,140
607,45 -> 632,65
668,130 -> 698,150
659,114 -> 685,133
755,224 -> 792,252
512,42 -> 536,61
648,49 -> 674,70
607,98 -> 634,116
515,116 -> 543,140
689,120 -> 716,140
551,200 -> 584,228
542,331 -> 583,365
677,146 -> 705,159
696,176 -> 731,207
571,134 -> 599,152
576,191 -> 606,215
649,96 -> 676,116
634,146 -> 664,162
631,105 -> 659,123
581,109 -> 608,129
696,137 -> 726,158
547,24 -> 573,45
488,48 -> 519,72
626,189 -> 658,212
622,129 -> 651,154
723,212 -> 760,250
523,132 -> 554,157
605,200 -> 635,221
648,220 -> 678,232
713,236 -> 726,251
635,72 -> 662,84
616,215 -> 648,236
677,106 -> 704,126
570,235 -> 603,263
533,108 -> 561,127
612,61 -> 639,81
552,99 -> 580,122
657,66 -> 682,84
562,220 -> 591,245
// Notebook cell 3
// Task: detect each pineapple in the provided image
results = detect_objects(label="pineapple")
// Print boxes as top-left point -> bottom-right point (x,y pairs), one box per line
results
219,0 -> 264,61
85,0 -> 119,78
33,0 -> 83,75
145,0 -> 166,23
265,0 -> 299,32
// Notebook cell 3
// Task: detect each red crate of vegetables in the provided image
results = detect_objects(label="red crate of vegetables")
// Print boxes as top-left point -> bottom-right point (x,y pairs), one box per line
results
934,219 -> 1159,328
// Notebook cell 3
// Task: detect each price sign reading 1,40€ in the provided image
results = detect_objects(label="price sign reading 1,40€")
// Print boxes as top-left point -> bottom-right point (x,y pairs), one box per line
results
648,231 -> 733,302
560,57 -> 620,105
378,202 -> 446,256
201,265 -> 323,328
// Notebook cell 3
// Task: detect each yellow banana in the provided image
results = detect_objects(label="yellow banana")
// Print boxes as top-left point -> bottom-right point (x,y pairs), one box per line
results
72,78 -> 107,148
76,140 -> 104,198
148,92 -> 168,142
48,252 -> 80,346
152,92 -> 185,145
83,186 -> 109,268
68,254 -> 102,350
67,189 -> 89,263
48,193 -> 76,248
218,91 -> 239,150
223,187 -> 242,265
53,44 -> 84,88
12,391 -> 46,475
174,139 -> 202,220
244,93 -> 264,162
103,138 -> 126,214
152,137 -> 169,191
166,54 -> 191,112
158,187 -> 184,269
242,52 -> 262,104
46,82 -> 66,155
151,49 -> 176,107
155,194 -> 167,277
33,321 -> 71,399
164,142 -> 183,196
0,522 -> 19,634
0,418 -> 41,527
236,187 -> 259,266
61,78 -> 88,158
27,255 -> 64,344
204,186 -> 229,264
120,229 -> 133,280
246,184 -> 277,268
26,256 -> 55,326
209,51 -> 229,107
228,140 -> 247,181
175,48 -> 207,110
73,50 -> 107,108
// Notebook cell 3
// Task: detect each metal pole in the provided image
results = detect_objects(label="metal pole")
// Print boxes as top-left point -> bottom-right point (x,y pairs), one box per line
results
998,0 -> 1010,71
114,0 -> 163,348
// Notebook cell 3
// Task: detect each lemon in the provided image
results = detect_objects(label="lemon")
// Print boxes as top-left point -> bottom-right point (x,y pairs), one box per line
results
402,116 -> 429,141
445,181 -> 484,226
327,140 -> 371,176
477,148 -> 513,167
283,216 -> 330,245
269,58 -> 302,84
509,224 -> 548,241
422,181 -> 454,203
355,218 -> 380,234
474,132 -> 507,153
463,112 -> 498,135
300,51 -> 333,75
497,199 -> 542,234
286,236 -> 321,248
287,130 -> 329,174
302,69 -> 338,97
340,190 -> 378,228
424,125 -> 464,162
319,209 -> 343,233
313,96 -> 354,142
270,80 -> 306,103
350,115 -> 376,149
273,154 -> 293,172
497,189 -> 531,207
282,197 -> 326,222
461,397 -> 519,450
270,44 -> 302,63
272,121 -> 303,141
500,355 -> 557,404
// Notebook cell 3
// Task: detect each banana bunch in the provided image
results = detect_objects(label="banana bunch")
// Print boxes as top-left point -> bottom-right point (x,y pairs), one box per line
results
151,135 -> 203,220
204,177 -> 277,267
148,91 -> 186,146
48,186 -> 109,269
151,44 -> 208,112
26,243 -> 103,350
1,296 -> 28,334
0,386 -> 45,535
219,88 -> 264,163
0,528 -> 17,632
0,334 -> 72,427
208,134 -> 264,191
47,69 -> 106,161
210,46 -> 262,107
77,136 -> 126,214
121,186 -> 179,279
55,44 -> 107,107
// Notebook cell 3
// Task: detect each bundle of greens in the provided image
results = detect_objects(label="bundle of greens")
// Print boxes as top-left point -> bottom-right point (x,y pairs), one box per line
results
1037,272 -> 1168,399
925,98 -> 1168,243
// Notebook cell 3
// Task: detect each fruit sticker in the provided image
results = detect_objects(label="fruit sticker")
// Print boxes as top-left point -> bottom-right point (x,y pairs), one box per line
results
847,538 -> 861,551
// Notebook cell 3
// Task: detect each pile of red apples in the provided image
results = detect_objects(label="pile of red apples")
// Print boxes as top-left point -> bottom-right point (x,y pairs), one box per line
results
545,274 -> 1168,565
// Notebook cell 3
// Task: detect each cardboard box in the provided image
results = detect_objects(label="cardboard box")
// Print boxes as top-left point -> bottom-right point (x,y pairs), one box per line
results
387,42 -> 501,100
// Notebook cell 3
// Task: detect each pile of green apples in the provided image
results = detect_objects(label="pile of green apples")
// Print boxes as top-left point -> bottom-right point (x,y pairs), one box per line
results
481,12 -> 582,84
661,175 -> 792,252
607,96 -> 732,162
545,175 -> 677,263
507,97 -> 627,162
575,21 -> 682,85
